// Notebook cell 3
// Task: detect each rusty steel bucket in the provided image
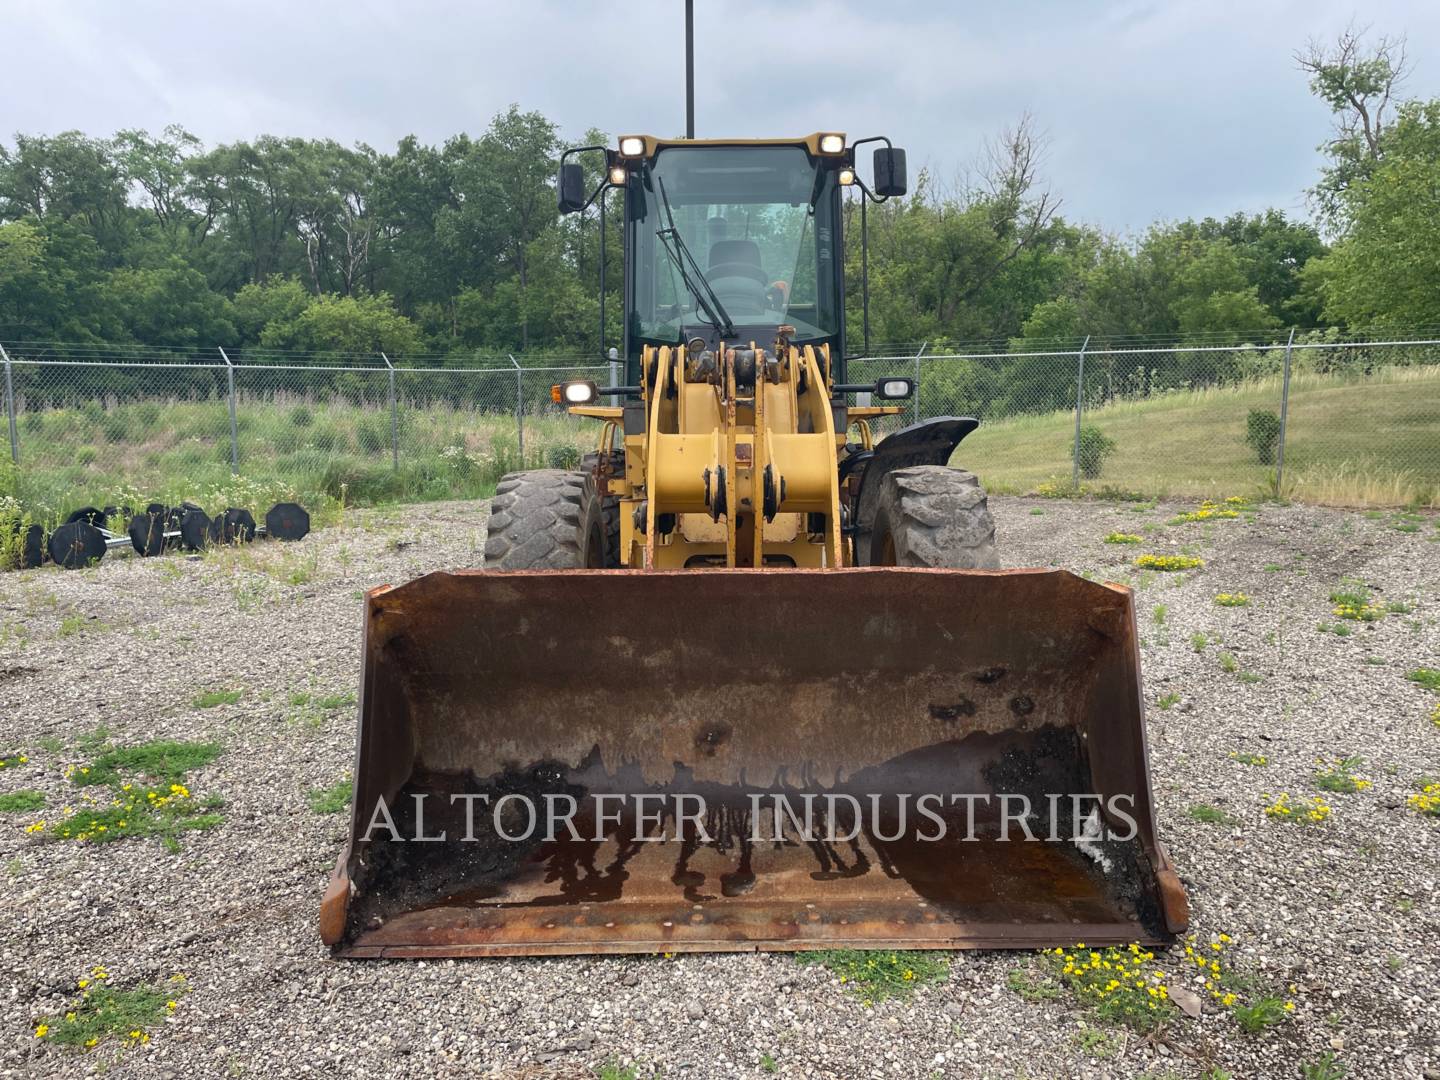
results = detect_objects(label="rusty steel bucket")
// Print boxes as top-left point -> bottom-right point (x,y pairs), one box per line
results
321,567 -> 1188,957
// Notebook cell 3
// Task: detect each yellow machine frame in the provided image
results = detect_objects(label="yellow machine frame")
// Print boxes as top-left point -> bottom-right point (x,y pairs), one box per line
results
571,339 -> 901,569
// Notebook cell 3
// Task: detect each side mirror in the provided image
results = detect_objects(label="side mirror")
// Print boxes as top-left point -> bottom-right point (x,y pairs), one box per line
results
557,162 -> 586,214
873,147 -> 907,198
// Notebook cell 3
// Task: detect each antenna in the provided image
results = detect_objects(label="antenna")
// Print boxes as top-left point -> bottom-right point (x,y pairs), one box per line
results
685,0 -> 695,138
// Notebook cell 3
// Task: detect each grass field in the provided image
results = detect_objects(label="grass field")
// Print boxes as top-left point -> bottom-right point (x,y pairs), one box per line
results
960,365 -> 1440,507
2,395 -> 594,529
2,365 -> 1436,533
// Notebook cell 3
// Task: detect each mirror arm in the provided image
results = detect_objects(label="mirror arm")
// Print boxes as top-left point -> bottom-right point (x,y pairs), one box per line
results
849,136 -> 893,205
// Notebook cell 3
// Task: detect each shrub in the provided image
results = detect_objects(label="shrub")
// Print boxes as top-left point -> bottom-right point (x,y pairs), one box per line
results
288,404 -> 314,428
309,425 -> 343,453
99,412 -> 130,443
1245,409 -> 1281,465
545,444 -> 581,470
356,417 -> 387,455
1072,426 -> 1116,479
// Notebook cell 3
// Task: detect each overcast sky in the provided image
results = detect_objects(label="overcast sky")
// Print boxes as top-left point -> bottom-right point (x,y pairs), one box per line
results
4,1 -> 1438,234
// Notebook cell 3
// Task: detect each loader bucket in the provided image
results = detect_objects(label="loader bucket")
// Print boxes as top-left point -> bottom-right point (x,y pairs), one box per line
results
322,568 -> 1188,957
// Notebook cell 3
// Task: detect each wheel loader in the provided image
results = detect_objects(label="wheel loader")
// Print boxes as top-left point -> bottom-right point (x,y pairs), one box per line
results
320,131 -> 1188,957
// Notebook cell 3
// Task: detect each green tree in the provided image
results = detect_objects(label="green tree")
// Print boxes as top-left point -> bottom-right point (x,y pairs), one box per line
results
1311,101 -> 1440,328
259,291 -> 422,356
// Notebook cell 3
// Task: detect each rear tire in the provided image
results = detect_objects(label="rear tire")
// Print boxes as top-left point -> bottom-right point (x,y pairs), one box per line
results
483,470 -> 585,569
867,466 -> 1000,568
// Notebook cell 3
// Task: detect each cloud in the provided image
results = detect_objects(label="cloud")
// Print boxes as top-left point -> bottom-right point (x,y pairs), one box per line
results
3,0 -> 1438,230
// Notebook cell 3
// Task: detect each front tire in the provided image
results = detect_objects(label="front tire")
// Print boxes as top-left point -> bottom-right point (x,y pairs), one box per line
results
578,466 -> 621,568
867,466 -> 1000,568
483,470 -> 585,569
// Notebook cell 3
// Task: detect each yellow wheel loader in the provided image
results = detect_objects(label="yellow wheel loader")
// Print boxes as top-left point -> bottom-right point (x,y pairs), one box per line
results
320,131 -> 1188,958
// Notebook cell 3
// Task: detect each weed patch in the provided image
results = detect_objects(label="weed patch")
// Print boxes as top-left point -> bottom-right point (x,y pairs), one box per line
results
71,739 -> 221,787
795,949 -> 949,1006
1406,668 -> 1440,693
1136,554 -> 1203,571
1263,792 -> 1331,824
1407,782 -> 1440,817
1313,756 -> 1372,794
1168,500 -> 1241,524
1104,532 -> 1142,544
34,969 -> 187,1051
191,689 -> 243,709
1213,593 -> 1250,607
0,790 -> 45,812
1188,804 -> 1234,825
35,739 -> 223,851
306,777 -> 352,814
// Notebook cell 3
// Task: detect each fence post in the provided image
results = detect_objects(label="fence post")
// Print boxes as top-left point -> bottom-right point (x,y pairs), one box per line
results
913,341 -> 927,424
0,343 -> 17,465
381,352 -> 398,470
218,346 -> 239,474
1275,327 -> 1296,490
508,354 -> 524,461
1070,335 -> 1091,490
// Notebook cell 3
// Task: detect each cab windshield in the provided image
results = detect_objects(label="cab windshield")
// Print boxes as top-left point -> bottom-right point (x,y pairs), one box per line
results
629,145 -> 840,346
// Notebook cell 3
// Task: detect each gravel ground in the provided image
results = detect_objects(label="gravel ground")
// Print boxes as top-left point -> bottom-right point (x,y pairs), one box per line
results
1,495 -> 1437,1080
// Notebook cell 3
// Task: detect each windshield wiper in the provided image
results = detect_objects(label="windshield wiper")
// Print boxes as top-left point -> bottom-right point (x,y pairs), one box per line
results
654,175 -> 735,339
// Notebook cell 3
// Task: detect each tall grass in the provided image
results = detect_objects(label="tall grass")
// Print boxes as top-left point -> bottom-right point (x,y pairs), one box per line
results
958,364 -> 1440,507
8,393 -> 593,522
5,364 -> 1437,519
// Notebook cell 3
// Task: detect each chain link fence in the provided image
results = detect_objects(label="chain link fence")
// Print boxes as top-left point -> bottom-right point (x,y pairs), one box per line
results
1,336 -> 1437,512
863,335 -> 1440,506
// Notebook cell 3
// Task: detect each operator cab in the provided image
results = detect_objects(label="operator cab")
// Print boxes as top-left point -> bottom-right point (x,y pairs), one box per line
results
558,134 -> 907,387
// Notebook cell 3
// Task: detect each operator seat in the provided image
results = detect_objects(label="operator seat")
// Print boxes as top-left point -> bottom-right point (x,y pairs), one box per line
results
706,239 -> 768,313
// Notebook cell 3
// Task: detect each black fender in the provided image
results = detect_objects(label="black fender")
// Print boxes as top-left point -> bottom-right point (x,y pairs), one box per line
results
846,415 -> 979,564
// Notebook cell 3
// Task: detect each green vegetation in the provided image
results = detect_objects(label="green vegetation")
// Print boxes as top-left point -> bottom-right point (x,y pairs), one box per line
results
1072,426 -> 1117,479
1039,943 -> 1173,1032
33,971 -> 186,1050
958,367 -> 1440,506
1245,409 -> 1281,465
1314,755 -> 1372,794
1301,1053 -> 1347,1080
1136,553 -> 1203,571
0,28 -> 1437,516
306,777 -> 352,814
1232,995 -> 1288,1034
1156,692 -> 1181,710
191,689 -> 243,709
1406,668 -> 1440,692
0,790 -> 45,812
38,738 -> 224,851
70,739 -> 221,787
1006,966 -> 1062,1001
795,949 -> 950,1005
1230,751 -> 1269,767
1188,804 -> 1235,825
